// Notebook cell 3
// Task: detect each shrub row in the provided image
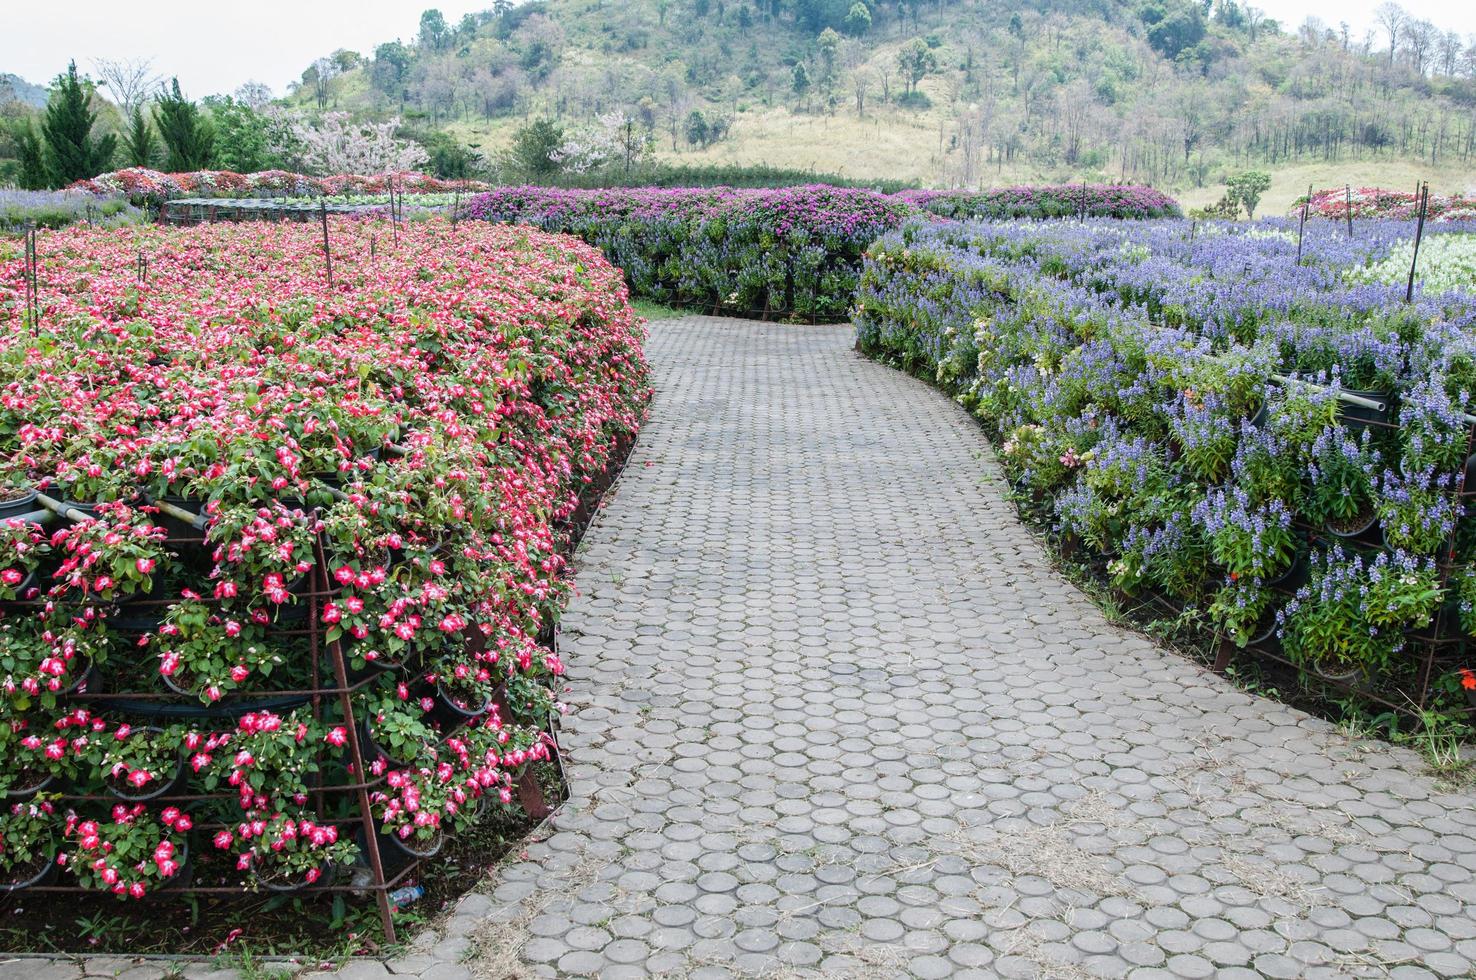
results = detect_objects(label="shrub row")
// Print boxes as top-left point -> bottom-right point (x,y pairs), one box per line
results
462,183 -> 1182,320
0,190 -> 143,232
0,219 -> 648,898
895,184 -> 1183,221
463,184 -> 916,320
70,168 -> 491,205
1301,187 -> 1476,223
855,218 -> 1476,710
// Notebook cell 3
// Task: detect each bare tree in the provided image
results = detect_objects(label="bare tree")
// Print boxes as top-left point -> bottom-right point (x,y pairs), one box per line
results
93,57 -> 162,114
1374,2 -> 1407,66
1404,19 -> 1437,76
235,81 -> 273,110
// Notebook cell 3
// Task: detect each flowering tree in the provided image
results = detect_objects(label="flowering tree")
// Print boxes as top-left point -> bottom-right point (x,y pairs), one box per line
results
272,111 -> 428,176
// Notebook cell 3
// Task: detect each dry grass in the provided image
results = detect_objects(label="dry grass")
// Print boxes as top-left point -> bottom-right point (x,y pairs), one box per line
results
467,847 -> 611,980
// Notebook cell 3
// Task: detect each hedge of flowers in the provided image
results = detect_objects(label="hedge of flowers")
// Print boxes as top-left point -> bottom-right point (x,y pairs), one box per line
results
856,217 -> 1476,708
461,183 -> 1180,320
0,218 -> 648,899
1,190 -> 144,232
70,168 -> 491,206
895,184 -> 1182,220
1301,187 -> 1476,223
463,184 -> 916,320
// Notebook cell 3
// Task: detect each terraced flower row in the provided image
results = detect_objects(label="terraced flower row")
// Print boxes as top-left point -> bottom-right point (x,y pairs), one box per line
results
856,218 -> 1476,712
0,219 -> 648,898
895,184 -> 1182,220
72,168 -> 491,204
462,183 -> 1181,320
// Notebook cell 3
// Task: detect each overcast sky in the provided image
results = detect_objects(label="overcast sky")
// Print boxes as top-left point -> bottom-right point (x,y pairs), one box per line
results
2,0 -> 1474,100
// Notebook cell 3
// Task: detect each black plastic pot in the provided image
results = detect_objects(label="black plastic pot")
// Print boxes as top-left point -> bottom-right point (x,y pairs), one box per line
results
1337,389 -> 1395,429
1248,611 -> 1280,651
1312,662 -> 1361,685
0,850 -> 59,892
358,717 -> 419,771
1325,508 -> 1378,541
104,727 -> 186,802
356,822 -> 443,872
0,771 -> 56,801
1265,548 -> 1310,593
430,679 -> 495,730
0,487 -> 38,520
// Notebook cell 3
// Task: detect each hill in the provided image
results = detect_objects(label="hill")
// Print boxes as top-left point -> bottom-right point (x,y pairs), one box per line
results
280,0 -> 1476,198
0,73 -> 47,109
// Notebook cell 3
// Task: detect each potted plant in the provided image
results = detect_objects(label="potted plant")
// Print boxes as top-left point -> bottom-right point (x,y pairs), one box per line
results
62,804 -> 188,899
202,711 -> 320,811
94,725 -> 185,802
1193,488 -> 1297,583
1306,427 -> 1380,539
367,768 -> 451,862
217,810 -> 357,892
1,617 -> 101,711
49,505 -> 172,604
1208,578 -> 1276,649
206,503 -> 321,617
430,658 -> 497,729
152,599 -> 284,703
0,794 -> 59,891
359,693 -> 437,771
1377,467 -> 1458,556
0,485 -> 39,521
0,518 -> 49,600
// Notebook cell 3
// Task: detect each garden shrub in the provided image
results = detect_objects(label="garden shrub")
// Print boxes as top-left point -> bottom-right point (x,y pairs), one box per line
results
855,216 -> 1476,711
463,184 -> 916,320
70,167 -> 490,206
896,184 -> 1182,220
0,218 -> 648,898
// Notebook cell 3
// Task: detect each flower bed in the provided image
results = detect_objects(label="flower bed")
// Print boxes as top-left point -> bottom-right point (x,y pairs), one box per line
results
895,184 -> 1181,220
1301,187 -> 1476,223
0,219 -> 647,920
856,217 -> 1476,716
461,183 -> 1179,320
70,169 -> 491,206
462,184 -> 916,320
0,190 -> 143,232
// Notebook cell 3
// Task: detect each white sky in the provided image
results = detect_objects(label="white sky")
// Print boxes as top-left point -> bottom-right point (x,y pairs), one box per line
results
2,0 -> 1474,100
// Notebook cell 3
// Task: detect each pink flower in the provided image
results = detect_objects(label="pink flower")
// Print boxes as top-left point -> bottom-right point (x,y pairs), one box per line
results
135,558 -> 156,575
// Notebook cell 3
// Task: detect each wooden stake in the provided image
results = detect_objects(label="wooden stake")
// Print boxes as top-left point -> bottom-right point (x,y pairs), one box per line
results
1295,185 -> 1310,264
1344,184 -> 1353,238
319,200 -> 334,289
1406,181 -> 1429,304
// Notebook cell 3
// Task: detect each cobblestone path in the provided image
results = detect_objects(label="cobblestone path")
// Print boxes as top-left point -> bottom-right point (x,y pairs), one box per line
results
13,317 -> 1476,980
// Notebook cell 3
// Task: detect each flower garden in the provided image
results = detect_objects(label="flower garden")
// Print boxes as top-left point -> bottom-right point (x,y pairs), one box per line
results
8,168 -> 1476,958
0,217 -> 647,948
856,217 -> 1476,724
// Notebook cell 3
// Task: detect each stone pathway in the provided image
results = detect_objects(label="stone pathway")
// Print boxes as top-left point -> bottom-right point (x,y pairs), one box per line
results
10,316 -> 1476,979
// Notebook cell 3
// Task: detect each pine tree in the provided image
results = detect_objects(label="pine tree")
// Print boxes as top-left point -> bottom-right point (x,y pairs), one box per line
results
121,106 -> 157,168
41,61 -> 117,187
154,78 -> 215,172
10,119 -> 48,190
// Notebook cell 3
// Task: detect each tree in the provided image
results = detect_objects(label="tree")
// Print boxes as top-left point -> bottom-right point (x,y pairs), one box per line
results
234,81 -> 273,110
41,62 -> 117,187
93,57 -> 161,116
121,106 -> 157,168
791,62 -> 812,104
500,118 -> 564,179
1375,2 -> 1406,66
154,78 -> 215,172
1225,170 -> 1271,219
685,109 -> 710,147
896,38 -> 937,96
414,129 -> 481,178
419,9 -> 449,51
371,42 -> 413,99
205,96 -> 279,172
9,119 -> 47,189
843,2 -> 871,36
1138,0 -> 1207,60
274,111 -> 427,174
